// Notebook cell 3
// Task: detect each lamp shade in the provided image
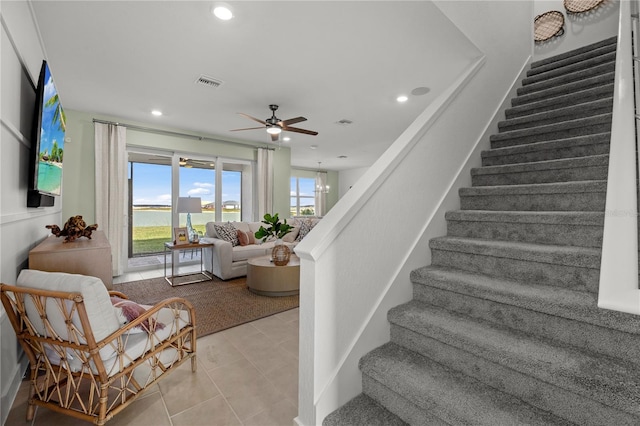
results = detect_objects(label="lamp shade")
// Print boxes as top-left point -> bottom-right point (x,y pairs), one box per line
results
177,197 -> 202,214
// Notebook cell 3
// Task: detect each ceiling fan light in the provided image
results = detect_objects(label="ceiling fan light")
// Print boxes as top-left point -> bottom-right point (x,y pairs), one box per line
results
266,126 -> 282,135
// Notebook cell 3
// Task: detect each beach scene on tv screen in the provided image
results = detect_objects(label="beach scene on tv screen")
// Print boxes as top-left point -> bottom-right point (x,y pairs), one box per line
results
37,64 -> 66,195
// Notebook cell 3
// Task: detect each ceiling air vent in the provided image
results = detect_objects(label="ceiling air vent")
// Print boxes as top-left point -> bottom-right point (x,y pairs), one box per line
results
336,119 -> 353,126
195,75 -> 224,89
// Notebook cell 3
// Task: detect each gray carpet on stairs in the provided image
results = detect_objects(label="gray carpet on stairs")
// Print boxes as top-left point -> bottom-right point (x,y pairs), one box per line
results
323,36 -> 640,426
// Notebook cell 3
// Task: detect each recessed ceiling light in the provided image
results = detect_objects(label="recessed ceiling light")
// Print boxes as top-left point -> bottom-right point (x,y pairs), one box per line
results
283,137 -> 291,142
411,86 -> 430,96
310,145 -> 318,150
151,110 -> 163,116
338,155 -> 348,159
212,4 -> 233,20
396,95 -> 408,103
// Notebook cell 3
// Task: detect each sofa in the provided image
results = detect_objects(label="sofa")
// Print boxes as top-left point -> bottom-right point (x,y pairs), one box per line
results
201,217 -> 320,280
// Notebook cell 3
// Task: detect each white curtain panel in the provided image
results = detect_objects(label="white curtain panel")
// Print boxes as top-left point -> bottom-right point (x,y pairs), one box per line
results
315,171 -> 328,216
94,123 -> 127,276
257,148 -> 273,218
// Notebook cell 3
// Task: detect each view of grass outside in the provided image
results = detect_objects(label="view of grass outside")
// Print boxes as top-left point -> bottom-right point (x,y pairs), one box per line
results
132,224 -> 208,255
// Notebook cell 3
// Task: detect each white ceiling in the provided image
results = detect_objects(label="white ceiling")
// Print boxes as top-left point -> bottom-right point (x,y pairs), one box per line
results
30,1 -> 479,171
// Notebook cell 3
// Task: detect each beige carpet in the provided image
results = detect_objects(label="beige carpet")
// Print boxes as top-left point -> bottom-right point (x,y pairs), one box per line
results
113,275 -> 299,337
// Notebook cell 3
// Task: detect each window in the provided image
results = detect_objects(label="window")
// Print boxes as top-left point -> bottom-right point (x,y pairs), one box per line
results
290,176 -> 315,216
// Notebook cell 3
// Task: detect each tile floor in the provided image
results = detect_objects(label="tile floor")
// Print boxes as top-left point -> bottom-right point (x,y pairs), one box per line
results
6,264 -> 300,426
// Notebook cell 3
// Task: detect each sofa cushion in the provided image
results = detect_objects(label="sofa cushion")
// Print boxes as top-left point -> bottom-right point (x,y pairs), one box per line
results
214,222 -> 239,246
17,269 -> 121,361
232,244 -> 270,262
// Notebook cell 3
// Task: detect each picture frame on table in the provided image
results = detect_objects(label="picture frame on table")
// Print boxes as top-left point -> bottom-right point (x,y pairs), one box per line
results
174,227 -> 189,245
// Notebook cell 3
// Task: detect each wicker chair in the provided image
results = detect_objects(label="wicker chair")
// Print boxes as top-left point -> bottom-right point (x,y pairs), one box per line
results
1,269 -> 196,425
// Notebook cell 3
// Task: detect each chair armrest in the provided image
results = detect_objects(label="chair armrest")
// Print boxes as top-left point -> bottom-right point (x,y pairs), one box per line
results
109,291 -> 128,299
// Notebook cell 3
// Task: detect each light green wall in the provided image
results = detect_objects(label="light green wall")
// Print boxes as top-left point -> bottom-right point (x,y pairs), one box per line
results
62,110 -> 292,223
291,168 -> 339,213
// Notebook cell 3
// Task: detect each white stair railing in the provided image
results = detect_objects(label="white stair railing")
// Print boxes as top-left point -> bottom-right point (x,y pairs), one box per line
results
598,0 -> 640,315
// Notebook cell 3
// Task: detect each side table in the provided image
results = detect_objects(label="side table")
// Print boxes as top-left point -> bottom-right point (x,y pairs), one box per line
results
164,241 -> 214,286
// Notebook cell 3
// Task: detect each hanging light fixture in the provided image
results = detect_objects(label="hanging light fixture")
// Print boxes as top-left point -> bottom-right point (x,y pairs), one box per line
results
315,162 -> 330,194
266,124 -> 282,135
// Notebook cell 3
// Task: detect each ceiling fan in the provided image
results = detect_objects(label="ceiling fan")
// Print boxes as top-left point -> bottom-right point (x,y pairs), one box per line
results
230,104 -> 318,141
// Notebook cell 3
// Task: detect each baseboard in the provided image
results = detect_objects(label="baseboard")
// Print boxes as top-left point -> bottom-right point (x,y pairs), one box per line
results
0,347 -> 28,426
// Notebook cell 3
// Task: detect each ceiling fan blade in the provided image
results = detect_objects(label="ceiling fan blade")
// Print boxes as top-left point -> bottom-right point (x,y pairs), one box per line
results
271,133 -> 279,142
279,116 -> 307,126
230,126 -> 265,131
238,113 -> 266,125
283,126 -> 318,136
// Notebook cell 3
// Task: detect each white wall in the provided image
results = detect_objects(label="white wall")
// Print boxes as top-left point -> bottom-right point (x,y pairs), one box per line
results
338,167 -> 368,199
534,0 -> 619,60
0,1 -> 60,423
295,2 -> 534,424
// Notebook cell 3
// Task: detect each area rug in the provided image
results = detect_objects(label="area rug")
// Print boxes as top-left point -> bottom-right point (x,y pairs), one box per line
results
113,275 -> 299,337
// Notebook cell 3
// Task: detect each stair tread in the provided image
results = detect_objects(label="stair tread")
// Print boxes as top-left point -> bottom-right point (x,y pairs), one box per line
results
323,394 -> 407,426
522,60 -> 615,89
507,84 -> 614,118
430,235 -> 601,267
530,36 -> 616,68
524,51 -> 616,85
491,113 -> 612,142
361,343 -> 572,426
389,300 -> 640,415
410,265 -> 640,335
460,180 -> 607,195
482,133 -> 611,159
528,41 -> 617,76
472,154 -> 608,176
512,73 -> 614,106
498,98 -> 613,130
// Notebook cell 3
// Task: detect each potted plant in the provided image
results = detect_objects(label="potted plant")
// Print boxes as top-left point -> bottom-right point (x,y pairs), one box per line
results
255,213 -> 293,242
255,213 -> 293,265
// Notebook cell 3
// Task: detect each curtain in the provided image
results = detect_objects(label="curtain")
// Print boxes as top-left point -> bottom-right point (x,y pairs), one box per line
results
257,147 -> 273,218
315,171 -> 328,217
94,123 -> 127,276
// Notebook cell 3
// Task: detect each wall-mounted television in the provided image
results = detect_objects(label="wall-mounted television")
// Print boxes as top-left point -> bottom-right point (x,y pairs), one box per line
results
28,60 -> 66,207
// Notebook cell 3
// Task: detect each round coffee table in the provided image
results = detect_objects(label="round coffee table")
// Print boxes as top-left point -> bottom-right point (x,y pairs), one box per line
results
247,255 -> 300,296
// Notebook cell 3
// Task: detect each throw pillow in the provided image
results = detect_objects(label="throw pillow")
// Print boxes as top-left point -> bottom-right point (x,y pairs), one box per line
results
237,229 -> 249,246
246,231 -> 256,245
111,297 -> 165,333
282,226 -> 299,243
214,222 -> 239,246
295,219 -> 314,241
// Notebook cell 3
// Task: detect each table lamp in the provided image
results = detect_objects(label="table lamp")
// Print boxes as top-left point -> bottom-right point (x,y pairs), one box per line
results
177,197 -> 202,242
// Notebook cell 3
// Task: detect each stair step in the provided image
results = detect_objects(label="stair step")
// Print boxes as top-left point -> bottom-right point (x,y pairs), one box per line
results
506,84 -> 614,119
445,210 -> 603,247
481,133 -> 610,166
322,393 -> 407,426
521,59 -> 615,91
523,51 -> 616,91
429,236 -> 601,292
512,72 -> 614,107
498,97 -> 613,132
490,114 -> 612,149
410,265 -> 640,361
389,301 -> 640,425
360,343 -> 571,426
471,154 -> 609,186
530,36 -> 616,69
527,39 -> 617,77
459,180 -> 607,212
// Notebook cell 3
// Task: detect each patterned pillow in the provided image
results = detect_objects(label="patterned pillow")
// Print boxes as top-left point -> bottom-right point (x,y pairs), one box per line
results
295,219 -> 314,241
214,222 -> 239,246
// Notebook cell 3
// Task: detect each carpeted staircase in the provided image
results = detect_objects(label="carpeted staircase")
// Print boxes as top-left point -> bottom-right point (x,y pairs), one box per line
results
324,36 -> 640,425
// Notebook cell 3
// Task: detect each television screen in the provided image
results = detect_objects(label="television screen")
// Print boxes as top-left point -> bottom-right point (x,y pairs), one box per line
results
32,60 -> 65,196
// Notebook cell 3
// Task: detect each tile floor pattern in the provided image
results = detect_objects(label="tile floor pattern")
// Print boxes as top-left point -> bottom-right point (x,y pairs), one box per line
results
6,264 -> 300,426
